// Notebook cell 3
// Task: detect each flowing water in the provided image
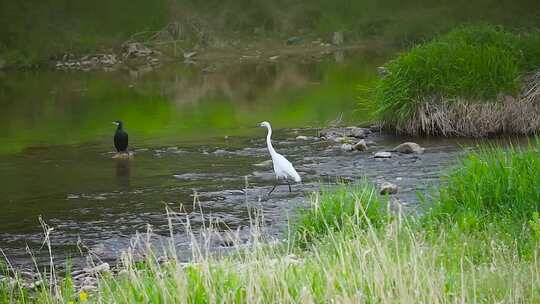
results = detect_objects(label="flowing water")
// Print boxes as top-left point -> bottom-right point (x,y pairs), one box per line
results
0,49 -> 487,268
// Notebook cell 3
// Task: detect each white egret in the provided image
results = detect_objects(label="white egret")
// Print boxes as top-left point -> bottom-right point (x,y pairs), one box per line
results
259,121 -> 301,195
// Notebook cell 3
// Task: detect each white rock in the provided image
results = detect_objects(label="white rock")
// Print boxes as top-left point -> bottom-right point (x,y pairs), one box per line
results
296,135 -> 309,140
374,151 -> 392,158
341,144 -> 354,151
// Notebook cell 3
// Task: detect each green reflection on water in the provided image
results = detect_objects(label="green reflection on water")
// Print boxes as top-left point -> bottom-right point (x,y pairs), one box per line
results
0,50 -> 385,155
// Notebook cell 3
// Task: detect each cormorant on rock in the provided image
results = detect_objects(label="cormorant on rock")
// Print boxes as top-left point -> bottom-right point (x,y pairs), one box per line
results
112,120 -> 129,153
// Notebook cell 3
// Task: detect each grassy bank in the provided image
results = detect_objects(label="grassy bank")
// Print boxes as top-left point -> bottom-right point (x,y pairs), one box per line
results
2,140 -> 540,303
1,0 -> 540,68
365,25 -> 540,136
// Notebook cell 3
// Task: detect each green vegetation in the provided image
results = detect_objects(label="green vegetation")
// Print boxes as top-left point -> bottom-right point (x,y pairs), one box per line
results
366,25 -> 540,136
292,182 -> 388,245
423,140 -> 540,254
2,0 -> 540,68
2,141 -> 540,302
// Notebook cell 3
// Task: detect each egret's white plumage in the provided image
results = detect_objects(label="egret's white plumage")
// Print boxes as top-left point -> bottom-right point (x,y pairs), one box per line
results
260,121 -> 301,195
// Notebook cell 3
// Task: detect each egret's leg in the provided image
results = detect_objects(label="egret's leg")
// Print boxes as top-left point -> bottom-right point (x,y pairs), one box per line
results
287,181 -> 292,192
268,183 -> 278,196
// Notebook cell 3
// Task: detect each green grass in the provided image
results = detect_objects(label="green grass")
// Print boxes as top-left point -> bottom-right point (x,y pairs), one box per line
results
365,25 -> 540,135
422,140 -> 540,253
292,182 -> 388,246
2,142 -> 540,302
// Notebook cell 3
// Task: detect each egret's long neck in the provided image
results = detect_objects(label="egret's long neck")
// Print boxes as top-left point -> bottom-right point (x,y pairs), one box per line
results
265,126 -> 276,156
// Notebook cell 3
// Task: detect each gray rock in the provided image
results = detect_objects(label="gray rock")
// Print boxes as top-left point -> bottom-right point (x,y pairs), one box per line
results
393,142 -> 424,154
286,36 -> 302,45
374,151 -> 392,159
377,66 -> 390,78
320,127 -> 370,139
20,271 -> 38,280
83,263 -> 110,275
328,136 -> 346,143
341,143 -> 354,151
353,139 -> 368,151
380,182 -> 398,195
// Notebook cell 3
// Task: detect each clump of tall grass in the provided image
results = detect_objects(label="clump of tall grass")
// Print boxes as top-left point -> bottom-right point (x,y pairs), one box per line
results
423,140 -> 540,251
368,25 -> 540,136
292,182 -> 388,246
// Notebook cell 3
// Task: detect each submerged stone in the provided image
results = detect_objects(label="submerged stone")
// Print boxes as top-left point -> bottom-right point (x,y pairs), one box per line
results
393,142 -> 424,154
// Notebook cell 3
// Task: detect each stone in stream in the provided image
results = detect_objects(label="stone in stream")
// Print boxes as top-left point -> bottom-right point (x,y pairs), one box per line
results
393,142 -> 424,154
374,151 -> 392,159
380,182 -> 398,195
296,135 -> 309,140
341,143 -> 354,151
83,263 -> 110,275
320,126 -> 370,140
353,139 -> 368,151
286,36 -> 302,45
377,66 -> 390,78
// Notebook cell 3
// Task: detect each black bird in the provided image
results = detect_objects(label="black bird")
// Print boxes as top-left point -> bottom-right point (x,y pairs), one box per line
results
113,120 -> 129,152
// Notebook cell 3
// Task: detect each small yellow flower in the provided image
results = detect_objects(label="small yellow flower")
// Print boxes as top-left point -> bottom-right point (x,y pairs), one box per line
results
79,291 -> 89,302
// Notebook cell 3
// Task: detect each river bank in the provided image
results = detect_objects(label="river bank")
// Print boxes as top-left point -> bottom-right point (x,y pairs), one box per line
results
2,0 -> 539,70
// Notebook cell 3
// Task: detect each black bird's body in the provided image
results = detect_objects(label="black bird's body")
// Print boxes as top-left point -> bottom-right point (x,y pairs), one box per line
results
113,121 -> 129,152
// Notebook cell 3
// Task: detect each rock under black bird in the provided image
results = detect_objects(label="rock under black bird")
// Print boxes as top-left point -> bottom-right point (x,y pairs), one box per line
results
113,120 -> 129,152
